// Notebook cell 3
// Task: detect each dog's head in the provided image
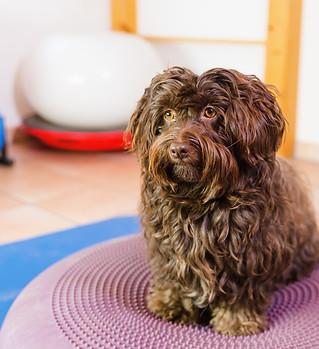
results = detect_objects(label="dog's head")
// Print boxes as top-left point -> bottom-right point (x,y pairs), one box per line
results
127,67 -> 286,198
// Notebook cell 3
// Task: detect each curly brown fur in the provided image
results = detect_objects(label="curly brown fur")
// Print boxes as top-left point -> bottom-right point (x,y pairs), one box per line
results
127,67 -> 319,336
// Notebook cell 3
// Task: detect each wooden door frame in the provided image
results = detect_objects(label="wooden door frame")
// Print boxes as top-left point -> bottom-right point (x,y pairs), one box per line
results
265,0 -> 302,157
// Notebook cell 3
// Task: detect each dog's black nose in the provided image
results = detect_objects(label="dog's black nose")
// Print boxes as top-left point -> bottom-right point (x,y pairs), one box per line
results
170,142 -> 190,159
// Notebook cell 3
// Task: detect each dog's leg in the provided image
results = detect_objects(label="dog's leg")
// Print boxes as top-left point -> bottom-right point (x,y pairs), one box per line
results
147,280 -> 200,325
210,301 -> 267,336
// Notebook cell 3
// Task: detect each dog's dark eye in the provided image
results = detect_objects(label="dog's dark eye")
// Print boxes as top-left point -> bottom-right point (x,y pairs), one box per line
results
204,107 -> 216,118
164,110 -> 176,121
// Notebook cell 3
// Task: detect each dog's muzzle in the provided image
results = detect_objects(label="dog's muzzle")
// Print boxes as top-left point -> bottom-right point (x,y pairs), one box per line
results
166,139 -> 203,183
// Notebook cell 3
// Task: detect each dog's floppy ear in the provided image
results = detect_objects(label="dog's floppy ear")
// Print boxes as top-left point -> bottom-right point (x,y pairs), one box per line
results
126,87 -> 151,161
229,76 -> 286,165
201,69 -> 286,165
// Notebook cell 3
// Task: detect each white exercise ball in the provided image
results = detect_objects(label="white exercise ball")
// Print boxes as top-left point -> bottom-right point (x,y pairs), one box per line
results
20,32 -> 163,130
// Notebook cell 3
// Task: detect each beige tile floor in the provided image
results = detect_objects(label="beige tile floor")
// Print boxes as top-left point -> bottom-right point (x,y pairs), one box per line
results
0,139 -> 140,244
0,139 -> 319,245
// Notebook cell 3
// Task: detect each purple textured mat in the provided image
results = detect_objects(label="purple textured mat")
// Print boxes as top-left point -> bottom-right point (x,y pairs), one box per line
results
1,234 -> 319,348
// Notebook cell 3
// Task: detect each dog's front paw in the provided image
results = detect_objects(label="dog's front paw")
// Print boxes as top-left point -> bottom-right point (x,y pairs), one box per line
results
210,303 -> 267,336
147,283 -> 199,325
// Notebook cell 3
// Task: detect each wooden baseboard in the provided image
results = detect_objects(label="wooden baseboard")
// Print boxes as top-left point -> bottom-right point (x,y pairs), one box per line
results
294,142 -> 319,163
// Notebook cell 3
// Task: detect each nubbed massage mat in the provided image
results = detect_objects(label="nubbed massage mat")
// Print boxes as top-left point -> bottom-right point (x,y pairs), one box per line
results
1,234 -> 319,348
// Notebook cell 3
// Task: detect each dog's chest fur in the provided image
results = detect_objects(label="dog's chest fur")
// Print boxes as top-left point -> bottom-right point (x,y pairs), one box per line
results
141,181 -> 264,307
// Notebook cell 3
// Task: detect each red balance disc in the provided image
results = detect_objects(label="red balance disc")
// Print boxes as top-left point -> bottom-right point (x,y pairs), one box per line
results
22,116 -> 130,151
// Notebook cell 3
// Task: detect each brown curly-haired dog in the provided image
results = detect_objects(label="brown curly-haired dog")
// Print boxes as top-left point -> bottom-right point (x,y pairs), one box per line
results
127,67 -> 319,336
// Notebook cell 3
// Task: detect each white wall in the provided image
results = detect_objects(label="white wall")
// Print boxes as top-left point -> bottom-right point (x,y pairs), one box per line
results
296,0 -> 319,147
137,0 -> 268,41
0,0 -> 111,129
148,41 -> 265,78
137,0 -> 268,78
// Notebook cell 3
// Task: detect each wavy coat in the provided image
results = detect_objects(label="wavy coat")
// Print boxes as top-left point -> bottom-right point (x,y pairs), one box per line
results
127,67 -> 319,335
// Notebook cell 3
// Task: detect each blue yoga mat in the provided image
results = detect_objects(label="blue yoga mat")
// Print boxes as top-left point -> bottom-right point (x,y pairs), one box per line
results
0,215 -> 140,327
